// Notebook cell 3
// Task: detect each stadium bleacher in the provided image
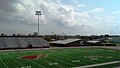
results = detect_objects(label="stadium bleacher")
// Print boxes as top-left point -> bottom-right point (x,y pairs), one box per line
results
0,37 -> 49,49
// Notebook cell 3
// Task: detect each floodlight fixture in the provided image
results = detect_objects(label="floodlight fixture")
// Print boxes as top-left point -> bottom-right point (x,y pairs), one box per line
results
35,11 -> 42,36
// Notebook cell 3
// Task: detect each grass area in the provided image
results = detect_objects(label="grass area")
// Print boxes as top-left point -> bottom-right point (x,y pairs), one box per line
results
0,48 -> 120,68
117,44 -> 120,46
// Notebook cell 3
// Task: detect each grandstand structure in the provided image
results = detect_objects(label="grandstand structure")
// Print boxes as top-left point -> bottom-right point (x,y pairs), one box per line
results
50,39 -> 81,47
0,36 -> 49,49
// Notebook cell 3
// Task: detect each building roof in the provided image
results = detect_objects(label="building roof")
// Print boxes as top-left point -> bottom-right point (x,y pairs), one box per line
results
50,39 -> 81,44
87,40 -> 100,43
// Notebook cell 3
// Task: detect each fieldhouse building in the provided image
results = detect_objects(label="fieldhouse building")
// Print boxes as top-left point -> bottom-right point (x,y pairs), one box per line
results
111,37 -> 120,43
0,36 -> 49,50
50,39 -> 81,47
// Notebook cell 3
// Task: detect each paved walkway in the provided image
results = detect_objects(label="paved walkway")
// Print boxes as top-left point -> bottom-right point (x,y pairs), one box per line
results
0,46 -> 120,52
74,61 -> 120,68
114,66 -> 120,68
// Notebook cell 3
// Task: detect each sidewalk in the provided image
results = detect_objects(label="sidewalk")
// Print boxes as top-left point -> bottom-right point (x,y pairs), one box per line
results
74,61 -> 120,68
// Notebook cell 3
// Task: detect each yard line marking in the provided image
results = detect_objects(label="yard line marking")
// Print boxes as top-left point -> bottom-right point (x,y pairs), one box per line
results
41,59 -> 64,68
52,53 -> 73,60
49,56 -> 76,67
54,54 -> 86,65
18,51 -> 64,68
67,55 -> 94,61
52,54 -> 80,67
57,53 -> 102,66
15,54 -> 46,68
50,52 -> 98,67
76,56 -> 98,63
8,55 -> 25,67
26,59 -> 46,68
64,54 -> 98,64
0,57 -> 8,68
74,61 -> 120,68
74,55 -> 107,63
16,51 -> 64,68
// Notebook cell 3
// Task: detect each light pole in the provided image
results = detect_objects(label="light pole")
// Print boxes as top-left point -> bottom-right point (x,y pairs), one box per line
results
35,11 -> 42,36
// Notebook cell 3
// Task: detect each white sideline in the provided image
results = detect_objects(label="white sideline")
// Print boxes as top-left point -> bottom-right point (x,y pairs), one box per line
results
74,61 -> 120,68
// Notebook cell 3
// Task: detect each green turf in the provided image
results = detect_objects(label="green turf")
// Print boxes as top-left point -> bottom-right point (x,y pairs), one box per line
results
0,48 -> 120,68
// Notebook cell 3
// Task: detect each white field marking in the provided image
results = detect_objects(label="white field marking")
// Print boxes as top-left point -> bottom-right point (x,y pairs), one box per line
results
15,54 -> 46,68
26,58 -> 46,68
66,55 -> 99,64
83,55 -> 106,63
7,55 -> 25,67
52,53 -> 74,61
51,52 -> 99,66
52,54 -> 83,64
54,54 -> 86,65
41,59 -> 64,68
58,54 -> 95,64
56,54 -> 82,64
64,54 -> 110,66
0,57 -> 9,68
49,57 -> 76,67
74,61 -> 120,68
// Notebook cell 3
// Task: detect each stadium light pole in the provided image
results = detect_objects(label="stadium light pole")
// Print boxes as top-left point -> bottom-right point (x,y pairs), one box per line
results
35,11 -> 42,36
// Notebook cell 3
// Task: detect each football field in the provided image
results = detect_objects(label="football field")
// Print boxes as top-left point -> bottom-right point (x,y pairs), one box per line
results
0,48 -> 120,68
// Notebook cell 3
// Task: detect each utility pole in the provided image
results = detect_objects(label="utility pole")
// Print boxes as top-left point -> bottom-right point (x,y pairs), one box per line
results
35,11 -> 42,36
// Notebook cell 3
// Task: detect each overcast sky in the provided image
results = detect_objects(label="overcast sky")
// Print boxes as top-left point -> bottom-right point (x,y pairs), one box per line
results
0,0 -> 120,35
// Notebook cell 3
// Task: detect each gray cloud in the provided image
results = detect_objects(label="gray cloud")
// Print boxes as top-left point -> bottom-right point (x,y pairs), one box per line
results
0,0 -> 115,35
0,0 -> 95,35
0,0 -> 20,13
